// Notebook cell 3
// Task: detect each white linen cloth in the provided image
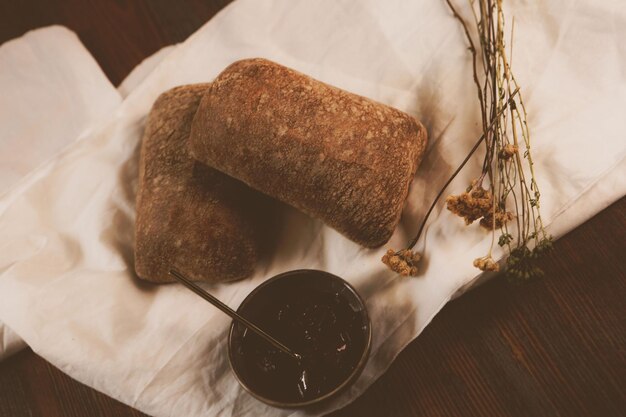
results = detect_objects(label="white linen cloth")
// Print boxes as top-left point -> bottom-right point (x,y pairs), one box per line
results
0,1 -> 625,416
0,26 -> 122,360
0,28 -> 176,360
0,26 -> 121,195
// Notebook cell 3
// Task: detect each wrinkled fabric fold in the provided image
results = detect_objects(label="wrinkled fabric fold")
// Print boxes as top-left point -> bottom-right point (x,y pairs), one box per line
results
0,26 -> 122,359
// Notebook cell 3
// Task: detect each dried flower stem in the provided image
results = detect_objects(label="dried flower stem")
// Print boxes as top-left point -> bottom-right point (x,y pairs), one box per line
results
383,0 -> 551,279
443,0 -> 552,280
406,90 -> 518,249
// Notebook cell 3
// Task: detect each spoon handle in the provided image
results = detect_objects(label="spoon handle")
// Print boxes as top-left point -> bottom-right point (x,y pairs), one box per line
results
169,268 -> 301,361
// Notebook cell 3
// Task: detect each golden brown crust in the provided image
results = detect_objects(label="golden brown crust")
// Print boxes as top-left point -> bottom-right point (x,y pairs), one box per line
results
189,58 -> 427,248
134,84 -> 265,283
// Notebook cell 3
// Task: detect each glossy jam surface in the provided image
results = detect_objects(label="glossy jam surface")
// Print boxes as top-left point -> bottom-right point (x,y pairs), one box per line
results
230,271 -> 369,404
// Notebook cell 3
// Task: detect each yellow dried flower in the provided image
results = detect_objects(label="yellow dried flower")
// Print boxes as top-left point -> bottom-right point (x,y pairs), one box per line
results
473,256 -> 500,272
382,248 -> 421,276
398,249 -> 422,264
446,183 -> 493,224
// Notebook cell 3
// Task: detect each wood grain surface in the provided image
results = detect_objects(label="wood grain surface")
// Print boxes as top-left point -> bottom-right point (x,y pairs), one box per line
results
0,1 -> 625,416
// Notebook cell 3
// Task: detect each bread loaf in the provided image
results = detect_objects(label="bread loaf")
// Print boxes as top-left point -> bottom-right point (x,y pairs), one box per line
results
135,84 -> 266,283
190,58 -> 427,248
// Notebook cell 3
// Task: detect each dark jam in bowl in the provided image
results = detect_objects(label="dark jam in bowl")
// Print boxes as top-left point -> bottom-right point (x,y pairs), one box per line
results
228,270 -> 371,407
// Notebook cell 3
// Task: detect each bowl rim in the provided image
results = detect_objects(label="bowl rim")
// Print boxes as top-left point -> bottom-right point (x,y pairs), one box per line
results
227,268 -> 372,408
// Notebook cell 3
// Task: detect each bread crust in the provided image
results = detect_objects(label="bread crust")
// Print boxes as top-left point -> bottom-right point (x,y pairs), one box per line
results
135,84 -> 264,283
190,58 -> 427,248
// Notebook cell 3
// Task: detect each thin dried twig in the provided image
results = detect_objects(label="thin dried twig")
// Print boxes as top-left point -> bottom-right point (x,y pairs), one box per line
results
383,0 -> 551,279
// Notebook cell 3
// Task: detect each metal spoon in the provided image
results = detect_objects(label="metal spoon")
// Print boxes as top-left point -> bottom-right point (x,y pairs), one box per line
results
169,268 -> 302,362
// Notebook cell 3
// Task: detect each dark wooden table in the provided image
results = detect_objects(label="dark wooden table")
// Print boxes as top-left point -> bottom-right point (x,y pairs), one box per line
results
1,1 -> 625,416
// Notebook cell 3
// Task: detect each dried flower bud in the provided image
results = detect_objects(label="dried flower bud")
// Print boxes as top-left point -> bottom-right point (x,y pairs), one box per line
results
473,256 -> 500,272
480,210 -> 514,229
498,144 -> 518,160
446,182 -> 493,225
382,248 -> 421,276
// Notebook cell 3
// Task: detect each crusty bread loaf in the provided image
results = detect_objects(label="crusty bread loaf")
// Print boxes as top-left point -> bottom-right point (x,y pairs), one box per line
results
135,84 -> 267,283
189,58 -> 427,248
